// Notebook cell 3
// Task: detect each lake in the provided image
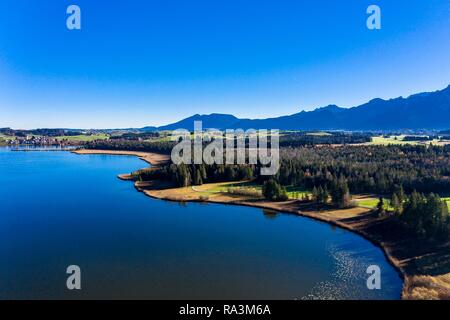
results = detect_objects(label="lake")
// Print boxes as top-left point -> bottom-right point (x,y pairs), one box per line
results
0,148 -> 402,299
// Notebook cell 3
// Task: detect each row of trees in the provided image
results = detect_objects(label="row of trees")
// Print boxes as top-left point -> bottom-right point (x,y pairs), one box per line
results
85,139 -> 175,154
139,163 -> 256,187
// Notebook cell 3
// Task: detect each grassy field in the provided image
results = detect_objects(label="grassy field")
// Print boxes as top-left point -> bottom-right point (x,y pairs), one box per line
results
191,181 -> 312,200
355,197 -> 393,210
54,134 -> 109,142
169,181 -> 263,200
207,181 -> 261,194
146,135 -> 173,142
285,186 -> 311,199
356,196 -> 450,211
306,132 -> 332,136
369,135 -> 447,146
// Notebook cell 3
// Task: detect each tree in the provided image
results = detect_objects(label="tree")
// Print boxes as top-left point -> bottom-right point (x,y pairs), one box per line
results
193,168 -> 203,185
318,187 -> 329,204
391,185 -> 405,215
262,180 -> 288,201
331,178 -> 351,208
390,193 -> 402,215
322,187 -> 329,204
241,166 -> 254,180
376,197 -> 385,216
200,164 -> 207,181
317,186 -> 324,203
312,186 -> 319,203
396,186 -> 406,204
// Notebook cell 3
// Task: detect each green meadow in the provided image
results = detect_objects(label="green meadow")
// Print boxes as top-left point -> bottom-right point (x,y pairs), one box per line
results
305,132 -> 332,137
355,197 -> 393,210
54,134 -> 109,142
370,135 -> 444,146
357,196 -> 450,211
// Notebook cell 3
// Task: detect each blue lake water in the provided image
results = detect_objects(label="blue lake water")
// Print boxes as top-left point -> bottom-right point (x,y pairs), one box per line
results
0,148 -> 402,299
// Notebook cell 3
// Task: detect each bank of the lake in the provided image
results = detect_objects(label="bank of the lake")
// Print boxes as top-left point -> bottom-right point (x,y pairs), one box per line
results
75,149 -> 450,300
73,149 -> 170,167
1,147 -> 403,299
139,179 -> 450,300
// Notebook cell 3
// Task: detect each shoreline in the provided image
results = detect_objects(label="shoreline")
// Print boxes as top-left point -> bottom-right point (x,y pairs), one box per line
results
137,183 -> 407,300
72,149 -> 170,167
76,149 -> 450,300
140,184 -> 450,300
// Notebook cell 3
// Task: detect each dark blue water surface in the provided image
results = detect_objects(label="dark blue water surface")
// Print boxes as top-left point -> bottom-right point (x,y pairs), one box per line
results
0,148 -> 402,299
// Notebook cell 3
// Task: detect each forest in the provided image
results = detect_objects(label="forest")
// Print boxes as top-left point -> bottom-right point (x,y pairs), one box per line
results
276,144 -> 450,195
84,139 -> 175,154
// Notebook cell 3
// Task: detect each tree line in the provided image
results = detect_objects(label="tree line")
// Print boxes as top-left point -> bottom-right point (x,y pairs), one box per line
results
85,139 -> 175,154
138,163 -> 256,187
277,144 -> 450,195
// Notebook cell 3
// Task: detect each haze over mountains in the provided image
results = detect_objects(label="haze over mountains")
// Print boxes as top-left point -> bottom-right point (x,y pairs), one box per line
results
143,85 -> 450,131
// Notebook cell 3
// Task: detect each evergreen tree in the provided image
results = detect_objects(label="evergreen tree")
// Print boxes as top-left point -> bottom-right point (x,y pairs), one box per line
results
262,180 -> 288,201
376,197 -> 385,215
391,193 -> 402,215
312,186 -> 319,203
194,168 -> 203,185
331,178 -> 351,208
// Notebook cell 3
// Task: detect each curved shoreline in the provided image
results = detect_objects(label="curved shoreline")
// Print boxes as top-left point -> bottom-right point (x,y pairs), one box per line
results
74,149 -> 450,300
72,149 -> 170,167
138,184 -> 406,300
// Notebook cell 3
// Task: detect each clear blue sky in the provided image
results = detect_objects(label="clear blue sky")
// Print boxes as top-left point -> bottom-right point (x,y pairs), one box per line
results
0,0 -> 449,129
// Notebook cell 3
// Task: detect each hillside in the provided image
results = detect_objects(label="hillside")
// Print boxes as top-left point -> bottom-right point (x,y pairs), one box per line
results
143,85 -> 450,131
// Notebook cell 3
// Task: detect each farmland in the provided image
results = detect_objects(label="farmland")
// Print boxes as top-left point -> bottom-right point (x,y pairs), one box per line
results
54,134 -> 109,142
369,135 -> 449,146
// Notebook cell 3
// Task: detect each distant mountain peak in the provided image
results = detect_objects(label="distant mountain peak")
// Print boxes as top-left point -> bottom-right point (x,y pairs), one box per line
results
367,97 -> 386,104
319,104 -> 343,111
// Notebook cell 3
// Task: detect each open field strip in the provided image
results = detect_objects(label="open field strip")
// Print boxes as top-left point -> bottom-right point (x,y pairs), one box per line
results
54,134 -> 109,142
306,132 -> 332,136
369,135 -> 449,146
355,197 -> 393,210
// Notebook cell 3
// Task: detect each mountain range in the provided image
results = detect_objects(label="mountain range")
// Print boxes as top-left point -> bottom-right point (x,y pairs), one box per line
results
142,85 -> 450,131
